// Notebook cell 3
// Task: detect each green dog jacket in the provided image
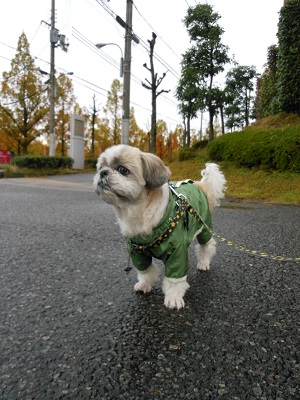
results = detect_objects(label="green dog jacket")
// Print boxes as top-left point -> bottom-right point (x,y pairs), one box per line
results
125,180 -> 213,280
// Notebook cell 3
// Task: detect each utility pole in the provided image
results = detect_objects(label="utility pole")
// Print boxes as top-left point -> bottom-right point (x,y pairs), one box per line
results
114,0 -> 139,144
49,0 -> 56,156
121,0 -> 133,145
47,0 -> 69,156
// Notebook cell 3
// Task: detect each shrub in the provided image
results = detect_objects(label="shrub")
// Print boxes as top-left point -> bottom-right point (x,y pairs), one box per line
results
207,125 -> 300,172
85,158 -> 98,169
14,156 -> 74,169
192,139 -> 209,150
178,147 -> 198,161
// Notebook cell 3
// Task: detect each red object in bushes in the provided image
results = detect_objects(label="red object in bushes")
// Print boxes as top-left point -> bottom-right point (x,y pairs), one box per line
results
0,150 -> 11,163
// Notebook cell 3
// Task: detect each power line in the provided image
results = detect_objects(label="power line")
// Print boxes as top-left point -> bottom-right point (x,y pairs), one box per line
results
0,37 -> 197,130
0,86 -> 48,107
93,0 -> 181,80
133,2 -> 181,62
70,26 -> 182,123
94,0 -> 117,20
29,22 -> 43,45
72,27 -> 120,71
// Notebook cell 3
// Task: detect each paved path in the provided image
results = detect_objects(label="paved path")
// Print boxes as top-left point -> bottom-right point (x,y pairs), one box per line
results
0,175 -> 299,399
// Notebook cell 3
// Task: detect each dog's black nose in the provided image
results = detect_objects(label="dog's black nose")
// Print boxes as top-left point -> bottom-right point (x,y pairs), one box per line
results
100,169 -> 109,179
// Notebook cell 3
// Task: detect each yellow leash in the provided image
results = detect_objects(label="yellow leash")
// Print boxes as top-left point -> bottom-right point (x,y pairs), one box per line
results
170,184 -> 300,264
212,230 -> 300,263
187,203 -> 300,264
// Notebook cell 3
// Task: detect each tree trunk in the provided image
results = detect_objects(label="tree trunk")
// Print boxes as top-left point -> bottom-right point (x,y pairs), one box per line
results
209,109 -> 214,141
61,101 -> 65,156
245,88 -> 249,127
150,89 -> 156,154
91,95 -> 96,157
220,106 -> 225,135
186,115 -> 191,147
182,118 -> 187,147
200,112 -> 203,140
142,33 -> 169,154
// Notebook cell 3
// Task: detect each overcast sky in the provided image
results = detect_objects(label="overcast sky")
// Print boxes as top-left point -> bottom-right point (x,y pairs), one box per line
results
0,0 -> 284,132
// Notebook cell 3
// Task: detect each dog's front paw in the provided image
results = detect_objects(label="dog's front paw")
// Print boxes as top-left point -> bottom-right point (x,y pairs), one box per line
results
164,296 -> 185,310
134,282 -> 152,293
162,276 -> 190,310
197,261 -> 211,271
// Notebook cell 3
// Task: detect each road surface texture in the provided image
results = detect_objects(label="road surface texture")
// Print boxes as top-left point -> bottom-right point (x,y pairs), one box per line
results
1,174 -> 299,399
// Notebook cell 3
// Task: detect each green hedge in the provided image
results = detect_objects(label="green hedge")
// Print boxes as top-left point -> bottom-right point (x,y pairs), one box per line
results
14,156 -> 74,169
207,125 -> 300,172
85,158 -> 98,169
178,147 -> 198,161
192,139 -> 209,150
178,140 -> 209,161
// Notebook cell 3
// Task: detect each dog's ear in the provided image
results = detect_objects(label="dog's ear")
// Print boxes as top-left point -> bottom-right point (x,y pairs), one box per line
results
141,153 -> 171,189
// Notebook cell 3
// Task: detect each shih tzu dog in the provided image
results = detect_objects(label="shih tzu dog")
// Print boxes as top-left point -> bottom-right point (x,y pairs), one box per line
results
93,144 -> 226,309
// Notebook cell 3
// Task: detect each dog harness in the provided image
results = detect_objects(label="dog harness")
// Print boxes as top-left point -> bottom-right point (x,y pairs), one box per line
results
125,180 -> 213,279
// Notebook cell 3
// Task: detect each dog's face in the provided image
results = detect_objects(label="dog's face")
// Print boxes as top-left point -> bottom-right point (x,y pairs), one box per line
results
93,145 -> 171,207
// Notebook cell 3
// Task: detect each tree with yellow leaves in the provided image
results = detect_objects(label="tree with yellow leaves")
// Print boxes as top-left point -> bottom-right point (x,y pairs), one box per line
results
0,32 -> 48,155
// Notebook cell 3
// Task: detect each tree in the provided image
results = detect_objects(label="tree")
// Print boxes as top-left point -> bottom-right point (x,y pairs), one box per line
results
55,73 -> 76,156
182,4 -> 230,141
225,101 -> 243,131
277,0 -> 300,114
104,79 -> 122,145
94,116 -> 111,154
0,32 -> 48,154
155,119 -> 168,160
175,69 -> 200,147
225,65 -> 257,128
253,45 -> 279,119
166,127 -> 180,163
142,32 -> 170,154
87,94 -> 101,158
215,88 -> 229,135
129,107 -> 148,151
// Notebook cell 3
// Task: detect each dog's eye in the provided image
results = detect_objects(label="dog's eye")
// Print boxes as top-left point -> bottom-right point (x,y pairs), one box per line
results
117,165 -> 129,176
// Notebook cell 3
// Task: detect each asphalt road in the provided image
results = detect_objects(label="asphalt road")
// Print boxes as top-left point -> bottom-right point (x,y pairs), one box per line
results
0,174 -> 299,400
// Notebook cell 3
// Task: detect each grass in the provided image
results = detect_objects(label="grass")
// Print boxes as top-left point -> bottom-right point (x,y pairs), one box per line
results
168,150 -> 300,206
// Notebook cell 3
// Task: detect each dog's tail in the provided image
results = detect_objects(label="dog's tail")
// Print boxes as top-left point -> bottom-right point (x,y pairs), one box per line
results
196,163 -> 226,210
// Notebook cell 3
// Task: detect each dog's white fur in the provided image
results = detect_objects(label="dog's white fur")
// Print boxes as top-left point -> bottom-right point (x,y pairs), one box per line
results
93,144 -> 226,309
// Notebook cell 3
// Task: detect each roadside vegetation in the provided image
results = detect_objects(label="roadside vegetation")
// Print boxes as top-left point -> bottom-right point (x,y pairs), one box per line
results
1,113 -> 299,205
2,151 -> 298,205
169,155 -> 300,206
170,114 -> 300,205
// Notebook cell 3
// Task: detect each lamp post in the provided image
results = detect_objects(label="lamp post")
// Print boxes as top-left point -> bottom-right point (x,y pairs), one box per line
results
96,42 -> 130,144
95,43 -> 123,77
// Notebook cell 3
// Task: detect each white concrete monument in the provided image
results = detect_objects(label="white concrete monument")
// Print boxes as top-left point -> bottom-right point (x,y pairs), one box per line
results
69,114 -> 85,169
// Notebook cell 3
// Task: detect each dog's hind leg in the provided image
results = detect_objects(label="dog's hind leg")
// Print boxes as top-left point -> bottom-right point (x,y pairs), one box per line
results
134,263 -> 160,293
195,238 -> 217,271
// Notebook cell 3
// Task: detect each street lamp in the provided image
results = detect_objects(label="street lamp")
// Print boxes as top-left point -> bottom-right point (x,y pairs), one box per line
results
95,43 -> 124,77
96,42 -> 129,143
